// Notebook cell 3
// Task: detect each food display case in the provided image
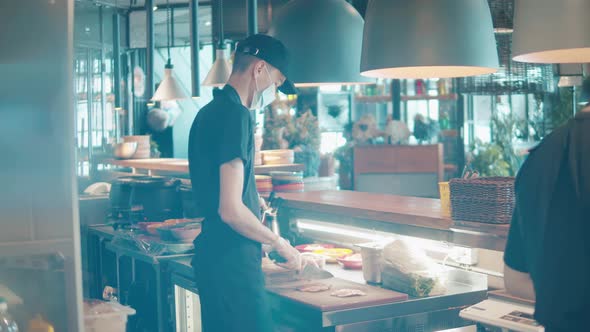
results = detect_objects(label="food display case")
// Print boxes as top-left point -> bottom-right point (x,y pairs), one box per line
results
265,190 -> 505,331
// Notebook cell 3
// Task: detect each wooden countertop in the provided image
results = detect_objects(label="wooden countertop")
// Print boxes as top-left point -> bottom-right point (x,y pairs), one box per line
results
103,158 -> 304,175
277,190 -> 451,230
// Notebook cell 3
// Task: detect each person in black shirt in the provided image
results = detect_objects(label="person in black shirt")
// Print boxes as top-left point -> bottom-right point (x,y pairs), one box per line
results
504,81 -> 590,331
188,34 -> 300,332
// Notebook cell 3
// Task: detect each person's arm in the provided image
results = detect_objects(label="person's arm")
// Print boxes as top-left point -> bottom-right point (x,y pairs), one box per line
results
218,158 -> 301,270
218,157 -> 278,245
503,205 -> 536,300
504,265 -> 536,301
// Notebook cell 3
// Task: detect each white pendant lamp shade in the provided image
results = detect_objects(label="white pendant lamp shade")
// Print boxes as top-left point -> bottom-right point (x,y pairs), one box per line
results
361,0 -> 499,79
512,0 -> 590,64
152,64 -> 187,101
202,48 -> 232,87
268,0 -> 372,86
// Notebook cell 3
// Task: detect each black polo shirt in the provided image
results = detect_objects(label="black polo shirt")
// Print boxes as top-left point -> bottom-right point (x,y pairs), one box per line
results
504,111 -> 590,331
188,85 -> 261,260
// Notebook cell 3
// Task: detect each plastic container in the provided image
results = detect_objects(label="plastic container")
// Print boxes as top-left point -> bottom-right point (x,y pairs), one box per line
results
84,300 -> 135,332
0,297 -> 19,332
356,242 -> 385,284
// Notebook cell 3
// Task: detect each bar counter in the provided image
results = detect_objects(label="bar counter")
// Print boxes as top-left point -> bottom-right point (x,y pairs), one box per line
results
274,190 -> 509,251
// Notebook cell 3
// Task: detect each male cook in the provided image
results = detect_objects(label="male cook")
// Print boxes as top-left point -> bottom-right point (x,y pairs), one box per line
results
188,34 -> 301,332
503,79 -> 590,331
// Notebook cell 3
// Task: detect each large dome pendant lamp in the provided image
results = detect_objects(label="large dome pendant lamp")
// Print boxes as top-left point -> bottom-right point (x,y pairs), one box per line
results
512,0 -> 590,64
360,0 -> 499,79
202,0 -> 231,87
152,0 -> 187,101
268,0 -> 372,86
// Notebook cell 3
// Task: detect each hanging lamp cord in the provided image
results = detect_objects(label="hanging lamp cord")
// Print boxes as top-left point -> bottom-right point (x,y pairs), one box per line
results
218,0 -> 225,49
166,0 -> 172,63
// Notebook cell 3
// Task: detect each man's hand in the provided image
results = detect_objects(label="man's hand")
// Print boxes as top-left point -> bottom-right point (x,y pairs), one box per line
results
259,195 -> 269,212
271,237 -> 301,271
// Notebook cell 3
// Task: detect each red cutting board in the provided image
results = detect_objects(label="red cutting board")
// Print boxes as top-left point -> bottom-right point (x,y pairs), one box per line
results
266,277 -> 408,311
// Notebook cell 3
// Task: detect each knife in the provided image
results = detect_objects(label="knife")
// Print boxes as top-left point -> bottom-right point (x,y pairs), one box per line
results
268,251 -> 334,280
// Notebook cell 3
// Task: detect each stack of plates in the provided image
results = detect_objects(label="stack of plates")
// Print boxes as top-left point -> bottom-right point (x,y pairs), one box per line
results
123,135 -> 151,159
261,149 -> 294,165
270,171 -> 304,193
255,175 -> 273,195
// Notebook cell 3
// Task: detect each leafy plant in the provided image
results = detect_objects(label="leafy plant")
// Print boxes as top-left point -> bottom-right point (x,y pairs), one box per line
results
469,140 -> 511,177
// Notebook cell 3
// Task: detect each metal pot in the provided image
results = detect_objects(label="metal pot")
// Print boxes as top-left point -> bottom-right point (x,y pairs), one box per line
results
356,242 -> 385,284
109,176 -> 182,221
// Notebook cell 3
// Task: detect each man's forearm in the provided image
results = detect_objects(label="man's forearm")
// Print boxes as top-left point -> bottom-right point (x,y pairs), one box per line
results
504,265 -> 536,301
220,203 -> 279,245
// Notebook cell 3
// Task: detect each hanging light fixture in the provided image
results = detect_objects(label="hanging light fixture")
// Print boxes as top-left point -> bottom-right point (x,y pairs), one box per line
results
489,0 -> 514,34
268,0 -> 372,86
152,0 -> 187,101
202,0 -> 231,87
512,0 -> 590,64
360,0 -> 499,79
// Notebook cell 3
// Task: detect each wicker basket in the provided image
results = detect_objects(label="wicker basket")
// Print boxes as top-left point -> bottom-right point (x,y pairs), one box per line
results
449,177 -> 516,224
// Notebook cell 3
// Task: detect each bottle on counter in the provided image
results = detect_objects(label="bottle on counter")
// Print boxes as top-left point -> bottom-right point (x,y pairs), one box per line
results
0,297 -> 19,332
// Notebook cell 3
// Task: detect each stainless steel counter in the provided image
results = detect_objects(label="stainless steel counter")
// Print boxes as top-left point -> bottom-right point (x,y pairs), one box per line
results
165,256 -> 487,331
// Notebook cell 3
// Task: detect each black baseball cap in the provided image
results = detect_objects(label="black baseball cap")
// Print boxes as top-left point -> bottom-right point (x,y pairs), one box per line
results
235,34 -> 297,95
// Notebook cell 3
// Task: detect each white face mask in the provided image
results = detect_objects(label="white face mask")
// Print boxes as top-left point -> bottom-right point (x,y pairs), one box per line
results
250,65 -> 277,110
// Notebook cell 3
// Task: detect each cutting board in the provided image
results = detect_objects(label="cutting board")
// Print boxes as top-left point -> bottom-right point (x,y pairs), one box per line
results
266,277 -> 408,311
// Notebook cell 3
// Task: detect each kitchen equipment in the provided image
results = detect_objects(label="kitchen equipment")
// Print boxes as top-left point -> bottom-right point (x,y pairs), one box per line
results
356,242 -> 385,284
255,175 -> 273,194
312,248 -> 353,263
83,299 -> 135,332
261,149 -> 295,165
83,182 -> 111,195
168,223 -> 201,243
460,291 -> 543,332
109,176 -> 182,222
267,251 -> 333,280
298,261 -> 333,280
266,277 -> 408,312
300,253 -> 326,269
270,171 -> 304,193
137,222 -> 161,233
336,253 -> 363,270
123,135 -> 150,159
295,243 -> 336,253
113,142 -> 137,159
109,176 -> 149,211
179,184 -> 200,218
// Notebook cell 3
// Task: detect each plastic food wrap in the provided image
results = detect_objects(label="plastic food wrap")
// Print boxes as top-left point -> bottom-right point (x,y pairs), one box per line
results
381,240 -> 446,297
110,230 -> 194,256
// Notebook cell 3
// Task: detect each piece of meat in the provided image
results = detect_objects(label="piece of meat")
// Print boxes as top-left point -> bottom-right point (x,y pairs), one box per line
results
330,288 -> 367,298
296,283 -> 332,293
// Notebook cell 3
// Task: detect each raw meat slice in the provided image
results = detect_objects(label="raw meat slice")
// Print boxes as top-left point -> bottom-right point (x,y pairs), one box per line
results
330,288 -> 367,298
296,283 -> 332,293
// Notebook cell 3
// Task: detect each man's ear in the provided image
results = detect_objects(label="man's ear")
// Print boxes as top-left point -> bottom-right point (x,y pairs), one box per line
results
252,60 -> 265,77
